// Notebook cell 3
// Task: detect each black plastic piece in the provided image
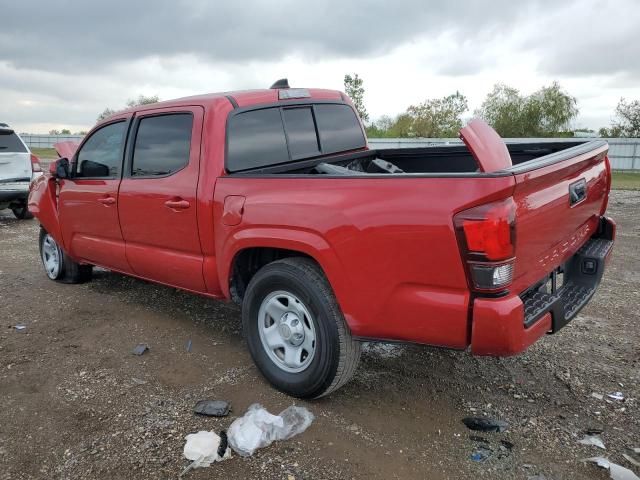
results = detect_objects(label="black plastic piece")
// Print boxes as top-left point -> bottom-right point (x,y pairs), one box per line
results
366,158 -> 404,174
520,234 -> 613,332
270,78 -> 290,89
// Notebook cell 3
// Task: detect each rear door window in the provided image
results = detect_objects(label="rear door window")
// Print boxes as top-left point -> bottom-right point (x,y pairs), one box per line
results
131,114 -> 193,177
282,107 -> 320,159
227,108 -> 289,172
76,121 -> 126,178
0,130 -> 28,153
315,104 -> 366,154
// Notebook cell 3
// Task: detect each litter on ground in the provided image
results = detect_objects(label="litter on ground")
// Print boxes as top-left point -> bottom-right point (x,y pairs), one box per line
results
227,403 -> 314,457
462,417 -> 509,433
193,399 -> 231,417
132,343 -> 149,356
181,430 -> 231,476
578,435 -> 606,449
583,457 -> 640,480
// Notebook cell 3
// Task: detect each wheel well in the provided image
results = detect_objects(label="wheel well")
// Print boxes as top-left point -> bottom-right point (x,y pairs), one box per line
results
230,247 -> 315,304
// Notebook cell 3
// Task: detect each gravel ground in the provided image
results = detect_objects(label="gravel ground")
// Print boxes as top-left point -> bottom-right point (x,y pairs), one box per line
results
0,190 -> 638,480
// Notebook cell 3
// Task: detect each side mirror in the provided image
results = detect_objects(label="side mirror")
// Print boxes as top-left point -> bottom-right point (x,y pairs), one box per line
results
50,158 -> 70,179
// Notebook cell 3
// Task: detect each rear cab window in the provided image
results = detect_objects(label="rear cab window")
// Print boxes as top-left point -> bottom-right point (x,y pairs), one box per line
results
226,103 -> 365,172
0,129 -> 28,153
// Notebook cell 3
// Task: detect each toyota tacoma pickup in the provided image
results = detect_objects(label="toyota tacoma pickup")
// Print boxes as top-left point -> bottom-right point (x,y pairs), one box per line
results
28,80 -> 615,398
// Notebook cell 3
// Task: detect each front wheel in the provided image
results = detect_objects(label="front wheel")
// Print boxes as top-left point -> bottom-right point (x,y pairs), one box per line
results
39,228 -> 93,283
242,257 -> 360,398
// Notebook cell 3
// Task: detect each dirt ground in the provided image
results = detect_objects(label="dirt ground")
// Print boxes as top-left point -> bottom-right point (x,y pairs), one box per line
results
1,191 -> 638,480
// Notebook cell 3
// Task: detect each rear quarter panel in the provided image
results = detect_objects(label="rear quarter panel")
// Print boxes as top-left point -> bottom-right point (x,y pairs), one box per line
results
214,175 -> 515,348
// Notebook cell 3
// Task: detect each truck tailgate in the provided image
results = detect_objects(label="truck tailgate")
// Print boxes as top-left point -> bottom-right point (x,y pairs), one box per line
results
509,141 -> 610,293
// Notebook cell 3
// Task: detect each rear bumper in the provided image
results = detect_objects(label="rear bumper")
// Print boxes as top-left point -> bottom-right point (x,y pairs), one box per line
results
470,216 -> 615,356
0,181 -> 30,203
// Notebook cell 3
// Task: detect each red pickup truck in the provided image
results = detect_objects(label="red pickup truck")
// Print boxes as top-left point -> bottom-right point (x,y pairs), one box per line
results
28,81 -> 615,398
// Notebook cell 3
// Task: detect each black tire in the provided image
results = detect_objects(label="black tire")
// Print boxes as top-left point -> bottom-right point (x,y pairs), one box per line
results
242,257 -> 360,398
39,227 -> 93,283
12,204 -> 33,220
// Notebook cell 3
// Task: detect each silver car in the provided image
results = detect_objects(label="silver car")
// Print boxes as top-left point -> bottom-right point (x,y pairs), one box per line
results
0,124 -> 42,219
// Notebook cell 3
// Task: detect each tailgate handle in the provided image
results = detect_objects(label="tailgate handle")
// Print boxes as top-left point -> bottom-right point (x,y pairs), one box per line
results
569,178 -> 587,206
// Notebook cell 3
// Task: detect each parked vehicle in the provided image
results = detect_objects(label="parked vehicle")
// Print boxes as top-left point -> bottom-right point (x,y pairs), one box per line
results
28,80 -> 615,398
0,124 -> 42,219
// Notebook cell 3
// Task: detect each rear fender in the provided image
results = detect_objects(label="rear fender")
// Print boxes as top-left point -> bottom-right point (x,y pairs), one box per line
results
219,227 -> 355,323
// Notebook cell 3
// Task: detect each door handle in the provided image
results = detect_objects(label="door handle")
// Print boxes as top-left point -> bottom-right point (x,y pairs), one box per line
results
98,197 -> 116,206
164,199 -> 190,210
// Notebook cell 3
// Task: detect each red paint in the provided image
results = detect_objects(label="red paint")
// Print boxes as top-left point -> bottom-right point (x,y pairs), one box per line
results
53,141 -> 80,159
460,119 -> 512,172
28,88 -> 614,357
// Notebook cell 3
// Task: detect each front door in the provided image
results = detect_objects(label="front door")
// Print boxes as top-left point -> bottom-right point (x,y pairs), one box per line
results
58,118 -> 131,272
117,107 -> 206,292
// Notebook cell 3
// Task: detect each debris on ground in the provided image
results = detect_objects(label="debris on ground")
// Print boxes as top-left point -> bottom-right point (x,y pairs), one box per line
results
607,392 -> 625,401
186,339 -> 192,352
470,445 -> 492,462
193,400 -> 231,417
623,454 -> 640,468
585,427 -> 604,435
578,435 -> 606,449
527,475 -> 548,480
14,324 -> 26,332
181,430 -> 231,476
132,343 -> 149,356
462,417 -> 509,433
227,403 -> 314,457
583,457 -> 640,480
592,393 -> 604,400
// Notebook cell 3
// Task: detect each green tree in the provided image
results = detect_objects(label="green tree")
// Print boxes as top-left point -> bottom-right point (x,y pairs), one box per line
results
600,98 -> 640,137
60,128 -> 71,134
48,129 -> 60,135
406,92 -> 468,137
476,82 -> 578,137
97,95 -> 160,122
343,73 -> 369,122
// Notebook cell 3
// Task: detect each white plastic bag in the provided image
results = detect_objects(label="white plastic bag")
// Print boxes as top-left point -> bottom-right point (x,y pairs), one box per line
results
183,431 -> 231,468
227,403 -> 314,456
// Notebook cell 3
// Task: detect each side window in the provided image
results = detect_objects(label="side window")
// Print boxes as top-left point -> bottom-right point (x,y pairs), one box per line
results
314,104 -> 366,154
76,122 -> 126,178
282,107 -> 320,159
227,108 -> 289,172
131,114 -> 193,177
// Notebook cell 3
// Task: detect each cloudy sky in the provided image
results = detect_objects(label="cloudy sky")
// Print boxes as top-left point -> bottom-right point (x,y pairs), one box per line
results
1,0 -> 638,133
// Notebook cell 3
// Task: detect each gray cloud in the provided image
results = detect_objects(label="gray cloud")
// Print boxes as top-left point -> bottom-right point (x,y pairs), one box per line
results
1,0 -> 552,73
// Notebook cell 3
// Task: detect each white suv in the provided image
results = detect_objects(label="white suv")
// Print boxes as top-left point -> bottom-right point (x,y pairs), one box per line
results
0,124 -> 43,219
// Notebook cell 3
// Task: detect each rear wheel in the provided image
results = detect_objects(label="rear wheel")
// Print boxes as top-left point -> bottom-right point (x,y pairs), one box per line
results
11,204 -> 33,220
39,228 -> 92,283
242,257 -> 360,398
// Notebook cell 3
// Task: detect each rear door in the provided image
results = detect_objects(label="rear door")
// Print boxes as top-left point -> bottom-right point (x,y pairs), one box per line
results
0,127 -> 31,181
117,106 -> 206,292
58,118 -> 132,272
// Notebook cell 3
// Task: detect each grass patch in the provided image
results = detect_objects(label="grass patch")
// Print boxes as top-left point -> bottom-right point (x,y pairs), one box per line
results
611,171 -> 640,190
30,147 -> 58,159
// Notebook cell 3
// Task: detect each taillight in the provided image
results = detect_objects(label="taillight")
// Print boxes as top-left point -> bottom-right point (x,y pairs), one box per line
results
454,197 -> 516,292
30,153 -> 42,173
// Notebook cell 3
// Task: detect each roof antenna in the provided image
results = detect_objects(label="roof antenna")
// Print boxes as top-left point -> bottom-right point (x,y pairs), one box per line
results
270,78 -> 290,89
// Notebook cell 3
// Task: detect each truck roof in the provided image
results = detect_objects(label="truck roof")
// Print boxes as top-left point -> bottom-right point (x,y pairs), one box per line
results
118,88 -> 345,116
